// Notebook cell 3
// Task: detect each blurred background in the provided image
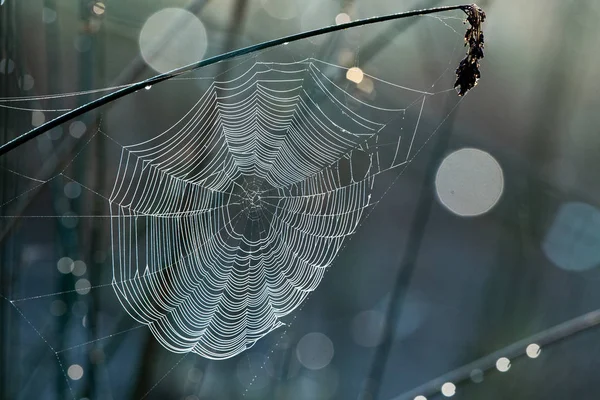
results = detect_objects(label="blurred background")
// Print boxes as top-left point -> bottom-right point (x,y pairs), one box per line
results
2,0 -> 600,399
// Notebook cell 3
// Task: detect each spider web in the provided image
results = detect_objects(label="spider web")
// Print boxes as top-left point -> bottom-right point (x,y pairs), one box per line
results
0,12 -> 468,399
107,58 -> 435,359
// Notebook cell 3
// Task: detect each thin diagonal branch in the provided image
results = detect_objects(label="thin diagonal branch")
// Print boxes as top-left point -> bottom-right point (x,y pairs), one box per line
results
391,308 -> 600,400
0,4 -> 481,157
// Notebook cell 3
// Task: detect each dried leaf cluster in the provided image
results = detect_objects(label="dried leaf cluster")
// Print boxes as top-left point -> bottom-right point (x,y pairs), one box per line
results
454,4 -> 486,96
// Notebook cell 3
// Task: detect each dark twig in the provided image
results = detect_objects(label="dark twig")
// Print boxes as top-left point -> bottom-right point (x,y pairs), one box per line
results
0,4 -> 485,157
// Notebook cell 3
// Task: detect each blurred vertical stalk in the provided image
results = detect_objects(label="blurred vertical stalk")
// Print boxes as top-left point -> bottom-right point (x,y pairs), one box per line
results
362,3 -> 491,397
76,1 -> 100,398
41,1 -> 73,398
364,104 -> 458,400
0,1 -> 17,399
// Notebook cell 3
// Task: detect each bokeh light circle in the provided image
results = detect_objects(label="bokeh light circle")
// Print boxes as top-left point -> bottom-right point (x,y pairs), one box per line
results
470,369 -> 484,383
57,257 -> 74,274
335,13 -> 351,25
61,212 -> 79,229
69,121 -> 87,138
50,300 -> 67,316
346,67 -> 364,84
526,343 -> 541,358
64,182 -> 82,199
441,382 -> 456,397
67,364 -> 84,380
0,59 -> 15,74
31,111 -> 45,127
19,74 -> 35,90
543,202 -> 600,271
435,148 -> 503,217
48,127 -> 63,140
92,2 -> 106,15
72,260 -> 87,276
75,278 -> 91,295
496,357 -> 511,372
296,332 -> 334,370
139,8 -> 208,74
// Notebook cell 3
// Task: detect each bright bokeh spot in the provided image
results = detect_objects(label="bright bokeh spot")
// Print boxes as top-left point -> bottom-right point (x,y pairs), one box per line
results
61,212 -> 78,229
67,364 -> 84,380
31,111 -> 45,127
139,8 -> 208,74
69,120 -> 86,138
526,343 -> 541,358
75,278 -> 91,295
64,181 -> 82,199
496,357 -> 511,372
92,2 -> 105,15
543,202 -> 600,271
346,67 -> 364,84
48,127 -> 62,140
335,13 -> 351,25
50,300 -> 67,316
435,148 -> 503,217
296,332 -> 334,370
72,260 -> 87,276
441,382 -> 456,397
19,74 -> 35,90
0,58 -> 15,74
414,396 -> 427,400
57,257 -> 74,274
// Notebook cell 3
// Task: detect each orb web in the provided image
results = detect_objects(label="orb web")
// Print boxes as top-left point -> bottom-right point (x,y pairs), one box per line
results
107,59 -> 430,359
